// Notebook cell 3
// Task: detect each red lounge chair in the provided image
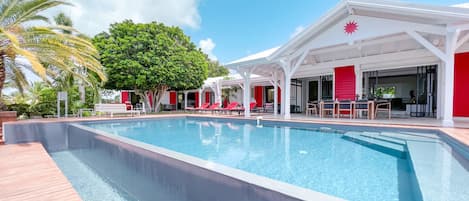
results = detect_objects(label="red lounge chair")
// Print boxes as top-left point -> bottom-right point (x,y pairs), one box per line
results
229,102 -> 257,115
186,102 -> 210,111
215,102 -> 240,114
202,103 -> 221,112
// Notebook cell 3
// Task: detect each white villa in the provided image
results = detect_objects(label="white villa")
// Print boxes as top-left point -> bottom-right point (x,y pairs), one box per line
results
122,0 -> 469,126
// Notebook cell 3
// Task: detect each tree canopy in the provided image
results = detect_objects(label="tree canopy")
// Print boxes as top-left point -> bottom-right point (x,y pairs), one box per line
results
207,61 -> 229,77
93,20 -> 209,112
0,0 -> 106,109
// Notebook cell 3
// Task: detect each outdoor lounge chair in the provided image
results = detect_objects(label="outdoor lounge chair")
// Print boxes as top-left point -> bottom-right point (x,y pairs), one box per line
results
263,103 -> 274,113
337,100 -> 353,119
186,102 -> 210,112
229,102 -> 257,115
215,102 -> 240,114
375,100 -> 391,119
320,100 -> 335,118
306,101 -> 318,116
353,99 -> 370,119
202,102 -> 221,112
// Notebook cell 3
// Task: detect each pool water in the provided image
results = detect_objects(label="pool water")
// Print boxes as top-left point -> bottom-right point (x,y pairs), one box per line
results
51,148 -> 192,201
51,151 -> 135,201
81,118 -> 434,201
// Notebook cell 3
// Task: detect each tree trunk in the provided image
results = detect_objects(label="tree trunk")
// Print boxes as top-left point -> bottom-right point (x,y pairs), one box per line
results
136,86 -> 168,113
0,54 -> 6,111
0,54 -> 5,97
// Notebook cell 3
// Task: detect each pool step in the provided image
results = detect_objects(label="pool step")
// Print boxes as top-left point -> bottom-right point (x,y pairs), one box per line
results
380,132 -> 439,143
360,132 -> 406,146
405,140 -> 469,201
343,132 -> 407,158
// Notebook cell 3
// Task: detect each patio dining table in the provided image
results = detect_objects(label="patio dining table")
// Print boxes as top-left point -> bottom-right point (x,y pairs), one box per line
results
319,100 -> 375,120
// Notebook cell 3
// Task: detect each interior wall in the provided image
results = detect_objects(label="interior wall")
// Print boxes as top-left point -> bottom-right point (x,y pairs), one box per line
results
371,75 -> 417,102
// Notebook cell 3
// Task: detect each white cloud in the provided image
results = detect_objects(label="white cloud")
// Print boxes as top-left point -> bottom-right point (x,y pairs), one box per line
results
453,3 -> 469,8
199,38 -> 217,61
290,25 -> 305,38
46,0 -> 201,36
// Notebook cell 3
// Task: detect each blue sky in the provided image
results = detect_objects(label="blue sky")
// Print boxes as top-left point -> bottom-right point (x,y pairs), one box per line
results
183,0 -> 469,63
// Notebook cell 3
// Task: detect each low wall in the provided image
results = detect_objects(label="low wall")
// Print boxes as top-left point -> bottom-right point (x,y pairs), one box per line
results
67,124 -> 312,201
3,118 -> 343,201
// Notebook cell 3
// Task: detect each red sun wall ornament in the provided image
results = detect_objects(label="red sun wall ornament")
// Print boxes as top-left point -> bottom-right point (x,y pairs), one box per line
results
344,21 -> 358,35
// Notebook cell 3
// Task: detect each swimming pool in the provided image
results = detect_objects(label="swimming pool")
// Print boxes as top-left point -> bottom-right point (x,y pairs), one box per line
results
76,117 -> 469,201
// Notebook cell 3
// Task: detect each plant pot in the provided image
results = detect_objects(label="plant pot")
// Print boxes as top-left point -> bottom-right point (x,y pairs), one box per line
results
0,111 -> 17,140
0,111 -> 17,124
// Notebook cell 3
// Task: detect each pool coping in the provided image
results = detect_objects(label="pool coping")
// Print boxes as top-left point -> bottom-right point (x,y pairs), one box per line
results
70,122 -> 345,201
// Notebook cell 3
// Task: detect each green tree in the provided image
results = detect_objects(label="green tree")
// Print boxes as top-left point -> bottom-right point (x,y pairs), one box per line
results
207,61 -> 229,77
0,0 -> 107,109
93,20 -> 209,112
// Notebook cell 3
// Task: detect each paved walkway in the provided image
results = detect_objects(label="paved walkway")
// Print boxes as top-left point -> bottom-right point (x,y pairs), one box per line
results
0,143 -> 81,201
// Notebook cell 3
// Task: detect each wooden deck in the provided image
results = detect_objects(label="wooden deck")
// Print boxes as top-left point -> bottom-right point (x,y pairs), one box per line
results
0,143 -> 81,201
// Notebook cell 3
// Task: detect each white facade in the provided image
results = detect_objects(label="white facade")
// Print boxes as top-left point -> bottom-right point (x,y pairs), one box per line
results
222,0 -> 469,126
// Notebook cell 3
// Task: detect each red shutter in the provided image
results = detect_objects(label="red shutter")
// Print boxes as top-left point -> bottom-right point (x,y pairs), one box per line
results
169,91 -> 177,105
254,86 -> 263,107
334,66 -> 356,101
205,92 -> 211,103
121,91 -> 129,103
278,88 -> 281,103
454,52 -> 469,117
195,92 -> 199,107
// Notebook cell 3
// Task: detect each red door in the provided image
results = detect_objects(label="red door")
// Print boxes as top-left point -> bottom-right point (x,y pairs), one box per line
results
454,52 -> 469,117
121,91 -> 129,103
195,92 -> 199,107
254,86 -> 263,107
169,91 -> 177,105
205,92 -> 211,103
334,66 -> 356,100
278,88 -> 281,103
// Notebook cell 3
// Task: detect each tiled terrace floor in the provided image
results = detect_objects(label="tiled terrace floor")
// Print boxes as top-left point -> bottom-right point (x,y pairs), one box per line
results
0,143 -> 81,201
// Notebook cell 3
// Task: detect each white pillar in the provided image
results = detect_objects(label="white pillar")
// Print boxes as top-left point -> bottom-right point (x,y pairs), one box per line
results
273,72 -> 279,117
284,73 -> 292,119
364,72 -> 369,98
279,75 -> 285,115
318,77 -> 322,101
184,91 -> 188,109
332,70 -> 336,100
355,64 -> 362,99
442,30 -> 458,127
198,89 -> 203,107
243,72 -> 251,117
216,80 -> 222,104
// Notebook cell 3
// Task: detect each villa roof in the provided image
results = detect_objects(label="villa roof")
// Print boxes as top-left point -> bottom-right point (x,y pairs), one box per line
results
225,0 -> 469,73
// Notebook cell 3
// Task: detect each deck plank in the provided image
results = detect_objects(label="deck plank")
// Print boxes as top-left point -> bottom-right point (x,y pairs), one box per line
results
0,143 -> 81,201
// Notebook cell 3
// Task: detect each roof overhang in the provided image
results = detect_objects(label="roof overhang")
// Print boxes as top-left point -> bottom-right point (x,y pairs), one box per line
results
224,0 -> 469,78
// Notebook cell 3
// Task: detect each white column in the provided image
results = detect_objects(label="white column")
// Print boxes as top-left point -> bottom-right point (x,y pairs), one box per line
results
318,77 -> 322,101
273,72 -> 279,117
243,72 -> 251,117
284,73 -> 292,119
442,30 -> 458,127
355,64 -> 362,99
216,80 -> 222,104
437,62 -> 444,119
279,75 -> 285,115
184,91 -> 188,109
332,70 -> 336,100
198,89 -> 203,107
364,72 -> 369,98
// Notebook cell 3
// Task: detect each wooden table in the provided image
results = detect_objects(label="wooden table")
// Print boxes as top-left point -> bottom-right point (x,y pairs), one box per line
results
319,101 -> 375,119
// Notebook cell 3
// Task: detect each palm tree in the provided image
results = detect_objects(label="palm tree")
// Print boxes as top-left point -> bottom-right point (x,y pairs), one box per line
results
0,0 -> 106,108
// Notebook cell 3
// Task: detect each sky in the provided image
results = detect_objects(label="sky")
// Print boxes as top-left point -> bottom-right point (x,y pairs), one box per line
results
43,0 -> 469,64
